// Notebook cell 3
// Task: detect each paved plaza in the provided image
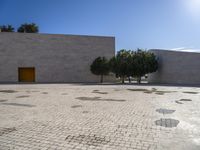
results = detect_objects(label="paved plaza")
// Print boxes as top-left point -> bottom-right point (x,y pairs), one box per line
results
0,84 -> 200,150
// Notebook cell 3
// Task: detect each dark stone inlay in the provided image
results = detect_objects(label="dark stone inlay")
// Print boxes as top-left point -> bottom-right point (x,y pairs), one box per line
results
0,100 -> 8,103
16,95 -> 30,98
62,93 -> 68,95
82,111 -> 89,114
1,103 -> 35,107
156,91 -> 174,93
71,105 -> 82,108
128,89 -> 176,95
183,92 -> 198,94
101,99 -> 126,102
0,90 -> 17,93
93,90 -> 99,92
155,91 -> 175,95
76,97 -> 101,101
155,92 -> 164,95
128,89 -> 149,92
42,92 -> 48,94
143,88 -> 157,94
65,134 -> 110,146
92,90 -> 108,94
76,97 -> 126,102
175,100 -> 183,104
144,91 -> 153,94
114,89 -> 121,91
155,118 -> 179,128
152,88 -> 157,91
179,99 -> 192,102
0,127 -> 17,136
175,99 -> 192,104
26,90 -> 39,93
156,108 -> 176,114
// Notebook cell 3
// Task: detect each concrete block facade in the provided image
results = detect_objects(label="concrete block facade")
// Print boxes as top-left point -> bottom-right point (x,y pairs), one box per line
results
148,49 -> 200,85
0,32 -> 115,83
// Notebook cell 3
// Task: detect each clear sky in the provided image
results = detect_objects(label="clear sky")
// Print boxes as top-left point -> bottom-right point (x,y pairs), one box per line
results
1,0 -> 200,51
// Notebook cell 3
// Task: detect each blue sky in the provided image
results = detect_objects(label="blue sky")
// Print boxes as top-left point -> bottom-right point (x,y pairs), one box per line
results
1,0 -> 200,51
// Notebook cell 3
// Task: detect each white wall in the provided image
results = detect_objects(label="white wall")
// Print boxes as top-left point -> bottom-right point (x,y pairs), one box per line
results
148,49 -> 200,85
0,33 -> 115,83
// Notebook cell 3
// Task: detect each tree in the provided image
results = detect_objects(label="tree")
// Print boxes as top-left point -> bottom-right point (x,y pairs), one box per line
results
126,51 -> 135,83
109,50 -> 132,84
131,50 -> 146,83
0,25 -> 14,32
145,52 -> 158,74
132,49 -> 158,84
90,57 -> 110,83
17,23 -> 39,33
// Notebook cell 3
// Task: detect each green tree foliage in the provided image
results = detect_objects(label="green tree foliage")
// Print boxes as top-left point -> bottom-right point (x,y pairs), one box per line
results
109,50 -> 132,83
145,51 -> 158,74
90,57 -> 110,83
17,23 -> 39,33
132,49 -> 158,83
0,25 -> 15,32
132,50 -> 147,83
110,49 -> 158,84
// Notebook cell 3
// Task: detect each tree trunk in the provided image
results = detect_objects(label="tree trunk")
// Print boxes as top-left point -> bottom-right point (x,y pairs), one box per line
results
122,76 -> 125,84
137,77 -> 141,84
128,77 -> 131,83
100,75 -> 103,83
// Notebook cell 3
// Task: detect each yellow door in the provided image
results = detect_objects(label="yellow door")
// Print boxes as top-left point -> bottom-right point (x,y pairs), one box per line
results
18,68 -> 35,82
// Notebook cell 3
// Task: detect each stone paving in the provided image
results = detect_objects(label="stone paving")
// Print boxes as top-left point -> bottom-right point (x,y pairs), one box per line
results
0,84 -> 200,150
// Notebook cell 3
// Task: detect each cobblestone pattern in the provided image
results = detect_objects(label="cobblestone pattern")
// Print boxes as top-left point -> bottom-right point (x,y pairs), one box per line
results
0,84 -> 200,150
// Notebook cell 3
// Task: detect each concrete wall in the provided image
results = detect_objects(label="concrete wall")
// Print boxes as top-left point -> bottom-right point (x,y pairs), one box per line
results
0,32 -> 115,83
148,49 -> 200,85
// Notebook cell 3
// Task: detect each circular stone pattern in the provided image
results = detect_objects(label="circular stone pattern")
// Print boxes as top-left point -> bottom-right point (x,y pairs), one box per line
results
155,118 -> 179,128
156,108 -> 176,114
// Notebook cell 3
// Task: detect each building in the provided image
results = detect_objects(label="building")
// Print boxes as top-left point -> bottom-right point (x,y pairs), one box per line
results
148,49 -> 200,85
0,32 -> 115,83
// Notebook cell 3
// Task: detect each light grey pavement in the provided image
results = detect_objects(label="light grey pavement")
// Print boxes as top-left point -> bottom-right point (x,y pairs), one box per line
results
0,84 -> 200,150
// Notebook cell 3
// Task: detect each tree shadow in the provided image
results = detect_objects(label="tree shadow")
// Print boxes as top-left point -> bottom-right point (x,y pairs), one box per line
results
0,100 -> 8,103
1,103 -> 35,107
71,105 -> 82,108
182,92 -> 198,94
76,97 -> 126,102
16,95 -> 30,98
128,88 -> 176,95
0,90 -> 17,93
92,90 -> 108,94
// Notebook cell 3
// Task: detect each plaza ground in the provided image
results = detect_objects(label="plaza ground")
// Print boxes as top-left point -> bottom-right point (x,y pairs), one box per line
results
0,84 -> 200,150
